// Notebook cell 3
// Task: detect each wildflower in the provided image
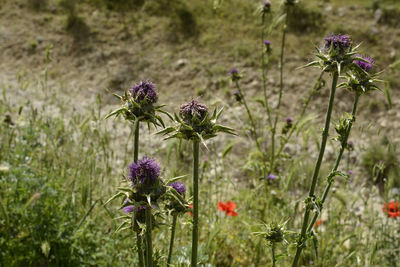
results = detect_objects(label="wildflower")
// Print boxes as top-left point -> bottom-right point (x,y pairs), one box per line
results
282,117 -> 293,134
128,157 -> 161,186
354,54 -> 374,72
233,90 -> 242,102
262,0 -> 271,13
264,40 -> 272,53
382,201 -> 399,218
129,80 -> 158,104
121,205 -> 134,213
169,182 -> 186,195
180,100 -> 209,124
267,174 -> 277,181
188,204 -> 193,217
348,170 -> 353,175
324,34 -> 352,53
229,68 -> 242,82
218,201 -> 238,216
313,219 -> 323,228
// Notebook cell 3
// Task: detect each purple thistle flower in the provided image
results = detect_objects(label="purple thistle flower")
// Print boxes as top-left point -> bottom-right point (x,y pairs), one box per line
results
180,100 -> 209,122
264,40 -> 271,46
263,0 -> 271,12
121,205 -> 135,213
286,117 -> 293,123
169,182 -> 186,195
354,54 -> 374,72
129,80 -> 158,104
229,68 -> 239,75
324,34 -> 351,52
128,157 -> 161,185
348,170 -> 353,175
267,174 -> 277,180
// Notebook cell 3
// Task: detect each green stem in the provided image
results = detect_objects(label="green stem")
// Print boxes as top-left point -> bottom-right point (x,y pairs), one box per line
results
134,119 -> 139,162
272,243 -> 277,267
133,121 -> 144,267
291,71 -> 339,267
306,93 -> 360,233
145,206 -> 153,267
167,214 -> 178,266
270,7 -> 289,173
137,232 -> 144,267
191,141 -> 200,267
261,13 -> 273,129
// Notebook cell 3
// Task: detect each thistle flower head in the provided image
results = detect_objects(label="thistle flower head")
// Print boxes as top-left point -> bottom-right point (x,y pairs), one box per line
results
179,100 -> 209,123
128,157 -> 161,186
157,100 -> 235,143
229,68 -> 242,82
169,182 -> 186,195
262,0 -> 271,13
286,117 -> 293,123
324,34 -> 352,53
267,174 -> 277,181
265,223 -> 285,244
354,54 -> 374,72
233,90 -> 242,102
264,40 -> 271,46
129,80 -> 158,104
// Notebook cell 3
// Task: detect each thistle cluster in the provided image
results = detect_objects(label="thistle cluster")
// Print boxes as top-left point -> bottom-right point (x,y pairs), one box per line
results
157,99 -> 235,143
105,80 -> 167,127
307,34 -> 381,93
308,34 -> 356,73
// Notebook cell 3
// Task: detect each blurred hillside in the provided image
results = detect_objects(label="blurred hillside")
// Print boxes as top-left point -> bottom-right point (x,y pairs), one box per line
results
1,0 -> 399,135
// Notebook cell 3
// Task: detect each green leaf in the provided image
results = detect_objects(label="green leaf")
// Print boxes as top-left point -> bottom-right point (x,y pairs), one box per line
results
104,192 -> 126,206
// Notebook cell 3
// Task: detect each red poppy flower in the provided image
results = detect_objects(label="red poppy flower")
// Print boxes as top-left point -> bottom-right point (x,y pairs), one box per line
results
382,201 -> 399,218
188,204 -> 193,217
313,219 -> 323,228
218,201 -> 238,216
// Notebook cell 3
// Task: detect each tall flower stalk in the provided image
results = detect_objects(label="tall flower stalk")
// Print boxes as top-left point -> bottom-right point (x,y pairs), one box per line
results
292,34 -> 356,266
157,100 -> 234,267
105,80 -> 168,267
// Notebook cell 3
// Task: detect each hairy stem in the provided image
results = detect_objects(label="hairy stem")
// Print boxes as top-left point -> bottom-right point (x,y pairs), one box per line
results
272,243 -> 277,267
133,121 -> 144,267
167,214 -> 178,266
191,140 -> 200,267
307,93 -> 360,233
145,207 -> 153,267
291,71 -> 339,267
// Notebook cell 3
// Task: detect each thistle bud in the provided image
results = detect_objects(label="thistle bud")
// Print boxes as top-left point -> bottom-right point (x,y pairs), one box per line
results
229,68 -> 242,82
